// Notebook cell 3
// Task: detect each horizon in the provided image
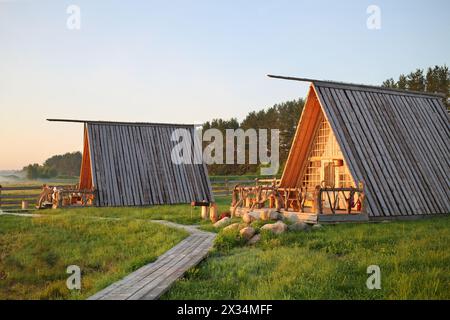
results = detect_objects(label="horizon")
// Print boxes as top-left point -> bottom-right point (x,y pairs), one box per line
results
1,0 -> 449,170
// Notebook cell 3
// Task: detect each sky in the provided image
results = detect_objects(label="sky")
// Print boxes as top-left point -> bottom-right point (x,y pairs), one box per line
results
0,0 -> 449,170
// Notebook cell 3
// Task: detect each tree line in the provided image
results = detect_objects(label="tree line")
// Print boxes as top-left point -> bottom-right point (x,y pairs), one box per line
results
202,99 -> 304,176
23,152 -> 82,179
382,65 -> 449,109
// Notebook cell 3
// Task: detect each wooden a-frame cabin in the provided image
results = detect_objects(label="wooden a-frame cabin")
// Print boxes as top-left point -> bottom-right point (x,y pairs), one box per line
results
232,76 -> 450,222
48,119 -> 214,207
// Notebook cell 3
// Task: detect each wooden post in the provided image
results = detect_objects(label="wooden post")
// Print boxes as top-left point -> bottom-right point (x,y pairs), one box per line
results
209,203 -> 218,222
201,206 -> 209,220
22,201 -> 29,210
313,185 -> 322,215
225,178 -> 229,196
358,181 -> 366,213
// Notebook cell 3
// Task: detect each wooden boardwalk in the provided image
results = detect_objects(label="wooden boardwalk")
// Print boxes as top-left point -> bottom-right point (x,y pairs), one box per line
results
88,220 -> 216,300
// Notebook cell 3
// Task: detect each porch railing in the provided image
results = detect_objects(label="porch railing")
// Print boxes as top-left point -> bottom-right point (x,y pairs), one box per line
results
231,181 -> 365,216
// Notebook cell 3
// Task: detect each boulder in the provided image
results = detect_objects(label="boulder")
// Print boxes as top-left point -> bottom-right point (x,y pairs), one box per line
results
288,222 -> 310,232
223,222 -> 245,233
269,211 -> 283,221
247,234 -> 261,245
249,211 -> 261,220
242,212 -> 255,224
239,226 -> 256,240
285,213 -> 299,223
260,210 -> 270,221
213,217 -> 231,228
261,221 -> 287,234
312,224 -> 322,229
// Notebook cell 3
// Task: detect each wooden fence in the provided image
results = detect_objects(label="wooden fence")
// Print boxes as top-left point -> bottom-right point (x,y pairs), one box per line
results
0,178 -> 276,210
210,178 -> 280,197
0,185 -> 73,211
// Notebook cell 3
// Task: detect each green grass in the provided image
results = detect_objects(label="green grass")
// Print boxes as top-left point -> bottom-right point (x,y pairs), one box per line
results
0,214 -> 188,299
162,217 -> 450,300
38,196 -> 232,226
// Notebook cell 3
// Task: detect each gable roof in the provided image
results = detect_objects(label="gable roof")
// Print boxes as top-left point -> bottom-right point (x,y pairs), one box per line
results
276,76 -> 450,217
49,119 -> 213,207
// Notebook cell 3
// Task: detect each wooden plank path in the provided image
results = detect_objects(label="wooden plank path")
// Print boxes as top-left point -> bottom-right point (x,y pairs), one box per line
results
88,220 -> 216,300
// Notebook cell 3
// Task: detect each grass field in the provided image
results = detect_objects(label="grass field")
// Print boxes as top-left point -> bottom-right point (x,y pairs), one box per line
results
0,214 -> 188,299
1,192 -> 449,300
162,217 -> 450,300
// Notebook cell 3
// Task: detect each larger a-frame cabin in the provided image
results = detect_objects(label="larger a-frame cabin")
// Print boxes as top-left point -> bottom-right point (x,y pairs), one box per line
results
231,76 -> 450,223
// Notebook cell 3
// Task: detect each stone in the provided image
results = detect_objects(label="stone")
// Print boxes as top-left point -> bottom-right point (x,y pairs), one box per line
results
286,213 -> 299,223
248,211 -> 261,220
213,217 -> 231,228
269,211 -> 283,221
312,224 -> 322,229
261,221 -> 288,234
288,222 -> 310,232
239,226 -> 256,240
242,212 -> 255,224
247,234 -> 261,245
260,210 -> 270,221
223,223 -> 244,233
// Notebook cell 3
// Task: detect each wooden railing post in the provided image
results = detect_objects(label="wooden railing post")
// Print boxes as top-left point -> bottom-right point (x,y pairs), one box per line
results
313,185 -> 322,214
225,178 -> 229,196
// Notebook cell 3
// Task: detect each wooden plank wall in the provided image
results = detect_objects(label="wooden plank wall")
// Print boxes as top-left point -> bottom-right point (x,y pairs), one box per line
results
79,125 -> 93,190
86,123 -> 213,207
313,83 -> 450,216
279,86 -> 322,188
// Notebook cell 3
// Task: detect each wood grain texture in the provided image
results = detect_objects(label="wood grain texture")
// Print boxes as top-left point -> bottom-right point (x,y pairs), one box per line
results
82,123 -> 213,207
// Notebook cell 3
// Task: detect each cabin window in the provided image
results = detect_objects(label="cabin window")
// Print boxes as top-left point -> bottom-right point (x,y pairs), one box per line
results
337,165 -> 353,187
311,118 -> 342,159
302,161 -> 321,188
301,117 -> 354,189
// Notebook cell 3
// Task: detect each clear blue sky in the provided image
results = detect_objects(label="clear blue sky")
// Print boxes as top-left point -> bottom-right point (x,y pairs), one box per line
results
0,0 -> 449,169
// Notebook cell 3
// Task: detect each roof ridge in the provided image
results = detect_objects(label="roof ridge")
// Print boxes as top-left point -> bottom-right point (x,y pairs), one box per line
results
47,119 -> 199,127
267,75 -> 445,98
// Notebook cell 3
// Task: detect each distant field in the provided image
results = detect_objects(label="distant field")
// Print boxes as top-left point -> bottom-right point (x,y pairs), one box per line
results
163,217 -> 450,300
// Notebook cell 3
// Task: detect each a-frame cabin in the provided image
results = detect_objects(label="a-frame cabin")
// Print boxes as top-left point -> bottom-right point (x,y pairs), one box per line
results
280,76 -> 450,220
49,119 -> 214,207
232,76 -> 450,222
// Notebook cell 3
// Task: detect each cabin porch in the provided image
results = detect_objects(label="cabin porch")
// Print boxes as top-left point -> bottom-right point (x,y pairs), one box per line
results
230,181 -> 367,224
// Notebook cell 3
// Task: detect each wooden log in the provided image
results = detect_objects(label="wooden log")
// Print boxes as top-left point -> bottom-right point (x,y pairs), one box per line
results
313,186 -> 322,214
209,203 -> 218,222
22,200 -> 28,210
201,206 -> 209,220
